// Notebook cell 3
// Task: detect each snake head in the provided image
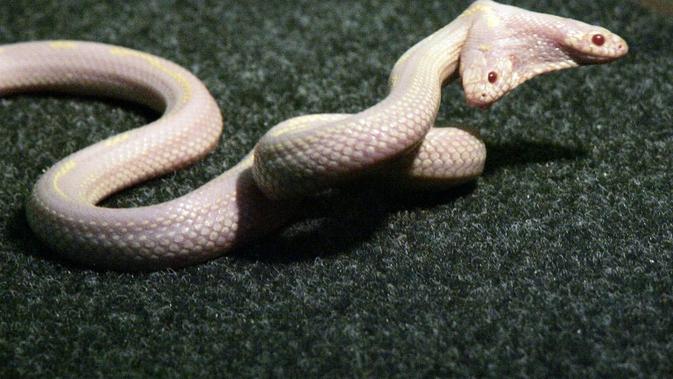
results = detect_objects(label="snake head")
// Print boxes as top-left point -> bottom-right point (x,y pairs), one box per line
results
460,2 -> 628,108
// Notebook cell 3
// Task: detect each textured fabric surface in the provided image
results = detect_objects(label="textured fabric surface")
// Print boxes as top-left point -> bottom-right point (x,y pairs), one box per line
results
1,0 -> 671,377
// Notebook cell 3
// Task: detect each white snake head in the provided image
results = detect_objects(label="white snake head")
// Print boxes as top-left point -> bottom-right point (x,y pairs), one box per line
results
460,1 -> 628,108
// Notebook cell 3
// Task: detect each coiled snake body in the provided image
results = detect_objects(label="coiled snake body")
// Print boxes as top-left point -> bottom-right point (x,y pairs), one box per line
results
2,1 -> 627,270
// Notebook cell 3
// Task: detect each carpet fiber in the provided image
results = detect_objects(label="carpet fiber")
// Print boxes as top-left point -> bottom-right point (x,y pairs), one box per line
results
1,0 -> 671,377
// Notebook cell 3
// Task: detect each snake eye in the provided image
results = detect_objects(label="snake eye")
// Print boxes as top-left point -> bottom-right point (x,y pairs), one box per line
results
592,34 -> 605,46
488,71 -> 498,84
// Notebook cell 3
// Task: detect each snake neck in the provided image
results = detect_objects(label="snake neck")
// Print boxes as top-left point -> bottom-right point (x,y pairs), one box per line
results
388,8 -> 472,93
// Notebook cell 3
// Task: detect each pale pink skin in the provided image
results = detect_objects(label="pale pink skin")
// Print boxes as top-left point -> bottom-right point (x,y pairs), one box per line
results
0,0 -> 627,270
459,1 -> 628,108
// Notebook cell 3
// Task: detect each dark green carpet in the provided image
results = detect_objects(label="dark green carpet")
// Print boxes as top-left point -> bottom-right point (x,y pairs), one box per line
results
1,0 -> 671,377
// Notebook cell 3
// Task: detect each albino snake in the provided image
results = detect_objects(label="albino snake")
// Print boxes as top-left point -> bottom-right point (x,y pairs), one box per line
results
2,1 -> 627,270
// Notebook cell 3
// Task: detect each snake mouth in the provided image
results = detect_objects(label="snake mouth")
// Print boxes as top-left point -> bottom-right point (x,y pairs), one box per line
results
566,46 -> 627,65
466,96 -> 495,109
570,53 -> 625,66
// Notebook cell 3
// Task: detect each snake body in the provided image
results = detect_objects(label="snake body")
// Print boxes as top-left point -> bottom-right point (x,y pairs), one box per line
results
2,1 -> 627,270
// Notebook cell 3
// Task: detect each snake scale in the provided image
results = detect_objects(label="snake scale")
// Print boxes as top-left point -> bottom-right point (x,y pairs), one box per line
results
1,1 -> 627,270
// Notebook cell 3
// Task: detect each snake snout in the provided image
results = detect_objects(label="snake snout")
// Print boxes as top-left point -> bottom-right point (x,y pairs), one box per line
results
466,93 -> 494,109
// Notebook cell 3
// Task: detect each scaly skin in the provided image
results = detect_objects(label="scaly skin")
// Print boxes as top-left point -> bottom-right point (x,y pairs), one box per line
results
0,1 -> 627,270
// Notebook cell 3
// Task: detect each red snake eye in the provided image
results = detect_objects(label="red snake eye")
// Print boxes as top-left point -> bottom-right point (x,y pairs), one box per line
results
592,34 -> 605,46
488,71 -> 498,84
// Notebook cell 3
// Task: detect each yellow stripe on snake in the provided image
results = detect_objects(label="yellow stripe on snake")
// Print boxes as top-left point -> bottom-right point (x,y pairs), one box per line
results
1,1 -> 627,270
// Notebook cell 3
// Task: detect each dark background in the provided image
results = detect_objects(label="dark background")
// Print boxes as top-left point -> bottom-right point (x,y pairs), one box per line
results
1,0 -> 671,377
